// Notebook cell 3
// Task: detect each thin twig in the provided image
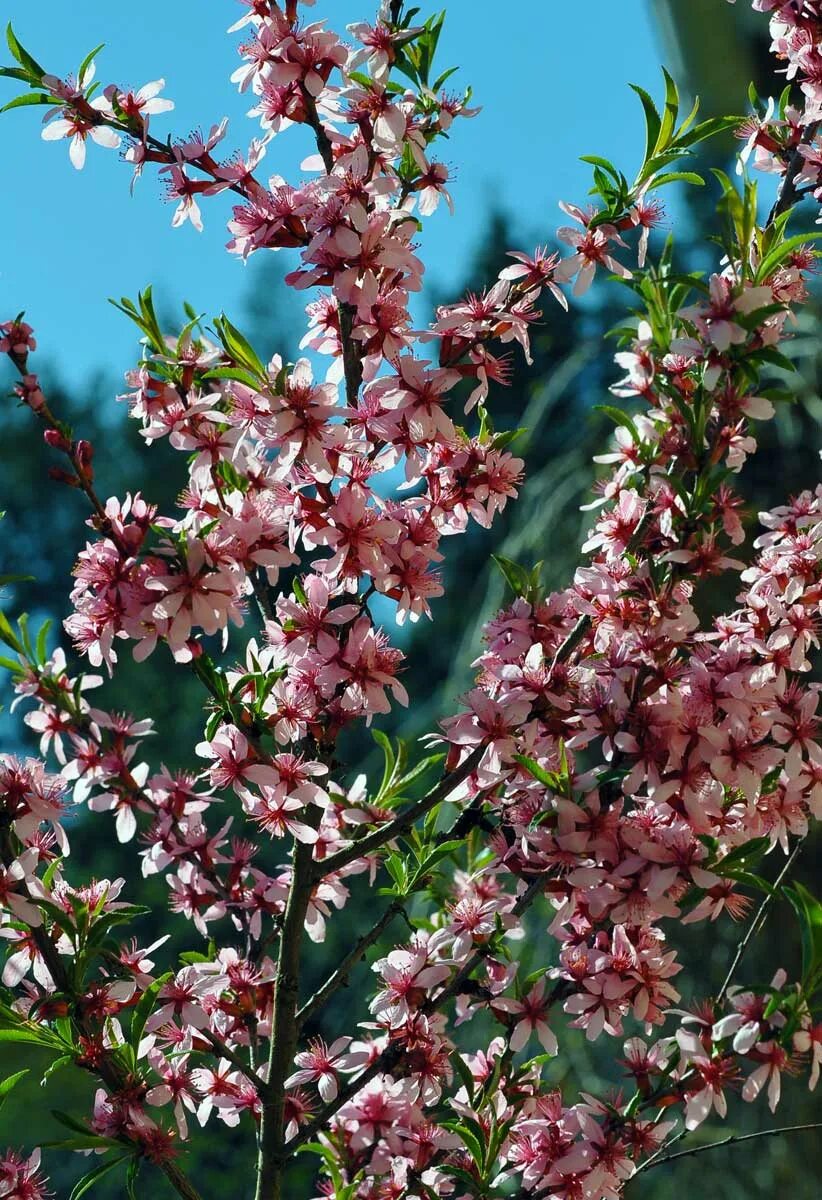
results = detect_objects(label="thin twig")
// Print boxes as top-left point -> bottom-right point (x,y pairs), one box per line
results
640,1122 -> 822,1172
296,898 -> 405,1029
314,744 -> 485,880
288,873 -> 547,1152
716,838 -> 803,1005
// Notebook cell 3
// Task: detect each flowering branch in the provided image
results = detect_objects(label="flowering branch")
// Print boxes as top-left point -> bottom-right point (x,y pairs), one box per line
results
2,3 -> 822,1199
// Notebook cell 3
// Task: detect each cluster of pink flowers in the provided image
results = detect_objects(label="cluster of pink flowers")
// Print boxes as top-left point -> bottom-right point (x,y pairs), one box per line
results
731,0 -> 822,198
0,1148 -> 50,1200
1,2 -> 822,1199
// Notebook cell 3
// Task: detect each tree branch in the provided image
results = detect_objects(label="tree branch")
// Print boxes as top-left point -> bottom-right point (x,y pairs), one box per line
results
287,873 -> 546,1153
716,838 -> 803,1006
255,807 -> 323,1200
766,120 -> 821,225
640,1122 -> 822,1172
313,744 -> 484,880
296,898 -> 406,1030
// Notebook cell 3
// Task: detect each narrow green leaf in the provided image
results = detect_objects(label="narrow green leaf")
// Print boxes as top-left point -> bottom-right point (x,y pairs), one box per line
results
70,1155 -> 129,1200
756,232 -> 822,286
130,972 -> 171,1052
77,43 -> 105,86
647,170 -> 704,190
0,1069 -> 29,1101
491,554 -> 532,599
6,24 -> 46,77
0,1027 -> 59,1048
0,65 -> 33,81
451,1052 -> 475,1102
0,92 -> 53,113
513,754 -> 561,791
125,1156 -> 140,1200
372,728 -> 396,798
630,83 -> 661,165
594,404 -> 642,446
785,881 -> 822,984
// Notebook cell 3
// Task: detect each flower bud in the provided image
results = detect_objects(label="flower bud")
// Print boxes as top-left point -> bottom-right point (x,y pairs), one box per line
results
43,428 -> 71,452
47,466 -> 80,488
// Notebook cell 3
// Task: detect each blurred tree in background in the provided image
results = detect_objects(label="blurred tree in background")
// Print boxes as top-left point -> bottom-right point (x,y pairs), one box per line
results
1,5 -> 821,1196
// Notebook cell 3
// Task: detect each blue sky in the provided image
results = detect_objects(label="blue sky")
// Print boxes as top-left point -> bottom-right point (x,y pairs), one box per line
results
0,1 -> 662,395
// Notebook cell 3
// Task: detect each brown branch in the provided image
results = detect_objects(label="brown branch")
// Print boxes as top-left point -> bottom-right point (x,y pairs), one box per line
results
314,744 -> 485,880
200,1029 -> 258,1083
716,838 -> 803,1006
639,1122 -> 822,1173
4,359 -> 131,557
296,898 -> 406,1030
254,807 -> 323,1200
766,120 -> 821,225
287,873 -> 546,1153
300,87 -> 365,408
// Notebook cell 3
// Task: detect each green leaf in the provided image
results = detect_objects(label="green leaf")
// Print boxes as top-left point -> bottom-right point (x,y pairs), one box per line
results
513,754 -> 561,791
752,345 -> 797,374
393,752 -> 444,795
40,1054 -> 73,1085
579,155 -> 621,182
202,365 -> 263,389
78,43 -> 105,86
130,972 -> 172,1053
410,839 -> 463,886
179,950 -> 211,965
372,728 -> 396,798
594,404 -> 642,446
214,314 -> 268,383
432,64 -> 459,91
52,1109 -> 99,1136
0,91 -> 53,113
657,66 -> 680,154
451,1052 -> 475,1102
441,1119 -> 484,1169
383,852 -> 409,894
491,554 -> 532,599
125,1156 -> 140,1200
630,83 -> 661,164
0,1069 -> 29,1110
6,24 -> 46,77
677,115 -> 740,148
41,1136 -> 121,1152
35,617 -> 52,664
647,170 -> 705,191
0,1026 -> 60,1048
0,608 -> 22,651
0,65 -> 34,81
755,232 -> 822,286
716,837 -> 771,874
785,881 -> 822,986
70,1155 -> 129,1200
109,289 -> 166,356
